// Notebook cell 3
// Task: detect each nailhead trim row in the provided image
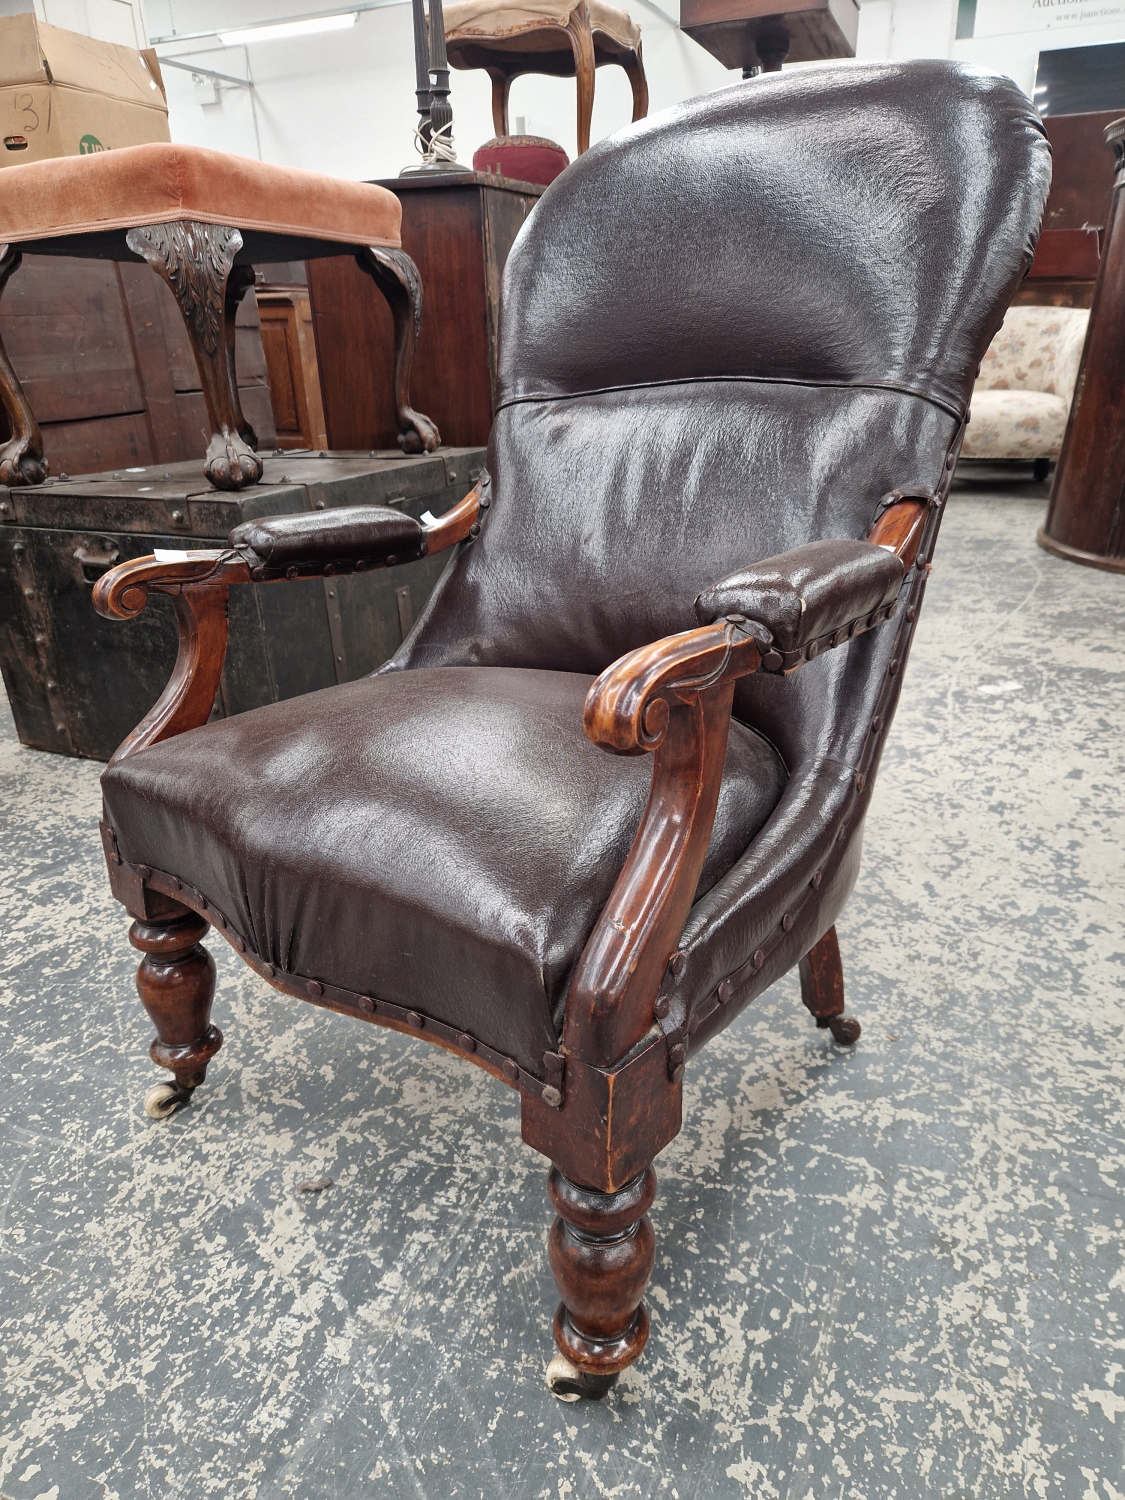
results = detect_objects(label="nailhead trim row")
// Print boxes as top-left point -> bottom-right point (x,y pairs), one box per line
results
683,555 -> 933,1047
109,861 -> 559,1102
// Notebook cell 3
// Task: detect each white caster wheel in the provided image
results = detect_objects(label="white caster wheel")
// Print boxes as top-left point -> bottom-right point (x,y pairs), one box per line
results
546,1354 -> 584,1402
545,1353 -> 618,1401
143,1081 -> 191,1119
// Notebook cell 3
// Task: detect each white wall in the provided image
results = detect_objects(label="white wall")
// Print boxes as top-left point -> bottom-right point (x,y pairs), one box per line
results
150,0 -> 729,176
137,0 -> 1125,177
0,0 -> 149,46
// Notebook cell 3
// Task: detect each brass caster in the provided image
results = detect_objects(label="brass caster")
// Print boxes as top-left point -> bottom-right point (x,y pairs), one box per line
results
545,1354 -> 618,1401
143,1080 -> 194,1119
828,1014 -> 861,1046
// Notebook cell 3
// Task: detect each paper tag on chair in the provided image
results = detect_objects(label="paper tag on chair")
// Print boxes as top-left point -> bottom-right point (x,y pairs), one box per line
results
154,549 -> 191,562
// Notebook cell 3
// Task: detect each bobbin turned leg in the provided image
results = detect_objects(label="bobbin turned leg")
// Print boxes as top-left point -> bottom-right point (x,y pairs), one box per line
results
798,925 -> 861,1045
546,1165 -> 656,1400
130,906 -> 223,1119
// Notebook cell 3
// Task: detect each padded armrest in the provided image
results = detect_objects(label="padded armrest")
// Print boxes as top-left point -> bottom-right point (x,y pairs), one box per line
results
229,505 -> 425,579
695,540 -> 905,672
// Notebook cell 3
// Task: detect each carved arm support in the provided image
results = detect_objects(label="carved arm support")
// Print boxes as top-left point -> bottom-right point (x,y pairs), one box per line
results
92,483 -> 481,765
564,497 -> 930,1067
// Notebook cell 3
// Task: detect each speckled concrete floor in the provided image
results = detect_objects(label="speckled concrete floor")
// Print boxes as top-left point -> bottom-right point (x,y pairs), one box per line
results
2,487 -> 1124,1500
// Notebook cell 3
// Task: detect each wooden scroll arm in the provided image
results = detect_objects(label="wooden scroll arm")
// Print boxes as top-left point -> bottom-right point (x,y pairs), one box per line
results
562,498 -> 931,1068
92,485 -> 482,765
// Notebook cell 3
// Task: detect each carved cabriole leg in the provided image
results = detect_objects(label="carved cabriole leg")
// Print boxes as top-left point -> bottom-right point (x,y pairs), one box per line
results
546,1165 -> 656,1399
623,48 -> 648,123
126,221 -> 265,491
798,925 -> 861,1045
130,905 -> 222,1118
0,245 -> 47,487
224,262 -> 259,451
488,67 -> 512,138
565,6 -> 597,155
355,246 -> 440,454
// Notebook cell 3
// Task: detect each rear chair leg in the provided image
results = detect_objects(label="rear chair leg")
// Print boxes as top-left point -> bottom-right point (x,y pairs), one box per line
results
799,924 -> 861,1045
130,907 -> 223,1118
546,1165 -> 656,1400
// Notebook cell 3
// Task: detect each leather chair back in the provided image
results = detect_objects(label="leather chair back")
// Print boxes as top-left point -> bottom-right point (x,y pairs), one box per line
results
398,61 -> 1049,779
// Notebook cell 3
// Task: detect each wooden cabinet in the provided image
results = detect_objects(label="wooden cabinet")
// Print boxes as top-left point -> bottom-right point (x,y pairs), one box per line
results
0,253 -> 276,477
307,173 -> 543,451
1039,118 -> 1125,571
256,285 -> 328,451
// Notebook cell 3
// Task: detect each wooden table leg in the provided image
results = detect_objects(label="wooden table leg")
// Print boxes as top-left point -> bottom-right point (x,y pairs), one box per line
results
0,245 -> 47,487
126,221 -> 266,491
356,246 -> 440,454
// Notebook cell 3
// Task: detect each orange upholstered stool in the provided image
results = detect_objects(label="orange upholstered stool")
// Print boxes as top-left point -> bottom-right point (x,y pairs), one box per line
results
0,143 -> 438,490
445,0 -> 647,157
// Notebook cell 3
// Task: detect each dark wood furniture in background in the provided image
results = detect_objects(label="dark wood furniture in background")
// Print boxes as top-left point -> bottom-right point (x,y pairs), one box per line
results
255,285 -> 329,451
679,0 -> 858,72
1039,117 -> 1125,572
0,252 -> 276,480
308,173 -> 542,450
0,143 -> 438,492
445,0 -> 648,157
1013,110 -> 1118,308
0,447 -> 483,758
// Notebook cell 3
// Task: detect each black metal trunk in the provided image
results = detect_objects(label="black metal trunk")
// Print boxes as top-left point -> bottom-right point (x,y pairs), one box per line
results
0,448 -> 484,760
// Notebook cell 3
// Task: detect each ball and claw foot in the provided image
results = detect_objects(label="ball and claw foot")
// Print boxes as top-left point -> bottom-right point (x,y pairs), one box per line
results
818,1013 -> 862,1046
204,428 -> 264,490
143,1080 -> 196,1119
545,1354 -> 619,1402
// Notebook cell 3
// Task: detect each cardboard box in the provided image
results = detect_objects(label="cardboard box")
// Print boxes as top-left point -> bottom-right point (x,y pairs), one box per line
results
1,15 -> 169,168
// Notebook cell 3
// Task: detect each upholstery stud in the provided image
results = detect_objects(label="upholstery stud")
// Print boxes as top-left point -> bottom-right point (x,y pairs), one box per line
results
782,912 -> 794,932
653,995 -> 671,1020
458,1032 -> 476,1052
307,980 -> 323,997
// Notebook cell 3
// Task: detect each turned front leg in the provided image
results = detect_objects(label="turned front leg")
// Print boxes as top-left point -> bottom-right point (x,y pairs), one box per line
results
0,245 -> 47,487
126,221 -> 264,490
546,1164 -> 656,1398
131,907 -> 223,1117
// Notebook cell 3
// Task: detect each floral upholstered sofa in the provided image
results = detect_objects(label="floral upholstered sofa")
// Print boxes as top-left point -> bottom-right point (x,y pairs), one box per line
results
961,305 -> 1089,469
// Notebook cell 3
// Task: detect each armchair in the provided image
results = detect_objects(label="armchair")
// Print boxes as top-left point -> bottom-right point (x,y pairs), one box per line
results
91,62 -> 1049,1399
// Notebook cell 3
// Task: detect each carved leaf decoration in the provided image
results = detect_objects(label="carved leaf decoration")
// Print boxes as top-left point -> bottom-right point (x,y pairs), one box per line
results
126,222 -> 243,356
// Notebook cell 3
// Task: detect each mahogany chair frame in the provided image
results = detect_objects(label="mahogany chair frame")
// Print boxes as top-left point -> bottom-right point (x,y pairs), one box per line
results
446,2 -> 648,156
92,482 -> 932,1397
0,229 -> 438,492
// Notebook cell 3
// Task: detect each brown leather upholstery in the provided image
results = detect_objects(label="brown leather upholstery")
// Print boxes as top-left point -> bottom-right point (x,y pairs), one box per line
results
229,505 -> 424,576
100,61 -> 1050,1074
101,668 -> 786,1073
695,541 -> 905,652
0,141 -> 401,247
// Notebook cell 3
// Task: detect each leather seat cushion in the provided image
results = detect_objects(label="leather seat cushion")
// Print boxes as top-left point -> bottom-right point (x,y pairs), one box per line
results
0,142 -> 401,248
101,667 -> 785,1076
